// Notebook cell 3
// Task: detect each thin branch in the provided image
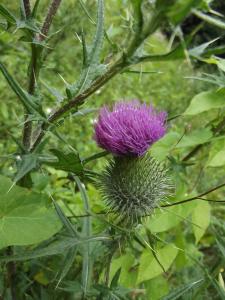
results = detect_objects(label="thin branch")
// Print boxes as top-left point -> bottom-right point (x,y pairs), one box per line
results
39,0 -> 62,41
162,182 -> 225,207
182,116 -> 225,161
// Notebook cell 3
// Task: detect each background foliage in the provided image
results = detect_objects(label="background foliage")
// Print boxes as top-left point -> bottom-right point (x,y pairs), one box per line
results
0,0 -> 225,299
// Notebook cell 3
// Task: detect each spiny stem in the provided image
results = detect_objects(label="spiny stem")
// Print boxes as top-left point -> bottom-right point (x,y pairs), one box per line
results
23,0 -> 62,151
39,0 -> 62,41
22,44 -> 38,150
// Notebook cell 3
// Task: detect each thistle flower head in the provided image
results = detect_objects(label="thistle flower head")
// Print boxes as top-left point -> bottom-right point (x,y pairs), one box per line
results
97,153 -> 172,225
94,101 -> 167,156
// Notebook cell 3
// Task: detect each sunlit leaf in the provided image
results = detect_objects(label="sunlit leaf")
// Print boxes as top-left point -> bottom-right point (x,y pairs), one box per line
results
176,128 -> 213,148
184,89 -> 225,115
137,244 -> 178,283
0,175 -> 62,249
150,132 -> 180,161
192,201 -> 211,243
207,150 -> 225,167
146,202 -> 196,233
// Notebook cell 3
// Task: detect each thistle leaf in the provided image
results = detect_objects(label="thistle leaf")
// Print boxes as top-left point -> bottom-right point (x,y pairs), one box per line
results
68,0 -> 105,97
0,62 -> 45,119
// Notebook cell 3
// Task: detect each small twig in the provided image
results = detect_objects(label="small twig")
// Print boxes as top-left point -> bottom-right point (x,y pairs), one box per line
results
39,0 -> 62,41
162,182 -> 225,207
182,116 -> 225,161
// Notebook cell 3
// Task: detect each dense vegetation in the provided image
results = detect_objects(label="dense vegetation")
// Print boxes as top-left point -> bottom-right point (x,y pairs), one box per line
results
0,1 -> 225,299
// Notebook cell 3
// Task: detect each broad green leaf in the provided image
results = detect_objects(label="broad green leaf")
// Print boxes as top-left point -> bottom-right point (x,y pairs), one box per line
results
207,150 -> 225,167
0,175 -> 62,249
110,253 -> 136,287
145,276 -> 169,300
146,202 -> 196,233
176,128 -> 213,148
192,201 -> 211,243
184,89 -> 225,115
162,279 -> 203,300
150,132 -> 180,161
46,149 -> 83,174
137,244 -> 178,283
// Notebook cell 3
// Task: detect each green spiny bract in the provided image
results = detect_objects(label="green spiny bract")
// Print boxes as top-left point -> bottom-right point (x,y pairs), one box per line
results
97,153 -> 172,225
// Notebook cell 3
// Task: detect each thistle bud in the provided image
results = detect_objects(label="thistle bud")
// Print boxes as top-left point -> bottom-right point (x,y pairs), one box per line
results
97,154 -> 172,225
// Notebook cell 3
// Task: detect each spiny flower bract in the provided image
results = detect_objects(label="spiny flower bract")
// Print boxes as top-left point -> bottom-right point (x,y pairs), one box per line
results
94,101 -> 167,156
97,153 -> 172,225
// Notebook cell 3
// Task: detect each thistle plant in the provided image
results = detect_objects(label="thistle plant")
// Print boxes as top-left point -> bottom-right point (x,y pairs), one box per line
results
0,0 -> 225,299
95,101 -> 171,224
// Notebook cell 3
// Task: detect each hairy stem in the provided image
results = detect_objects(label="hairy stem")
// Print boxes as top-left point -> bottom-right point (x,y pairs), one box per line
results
22,44 -> 38,150
23,0 -> 62,150
23,0 -> 31,18
39,0 -> 62,41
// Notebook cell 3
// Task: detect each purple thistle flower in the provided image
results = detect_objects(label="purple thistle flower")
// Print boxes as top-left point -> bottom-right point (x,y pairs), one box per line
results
94,101 -> 167,156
